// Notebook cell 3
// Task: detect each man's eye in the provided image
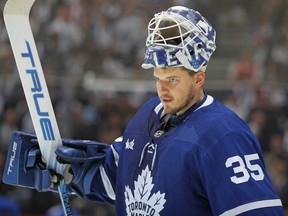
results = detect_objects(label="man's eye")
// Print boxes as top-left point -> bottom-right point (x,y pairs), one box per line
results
169,78 -> 178,83
154,78 -> 160,82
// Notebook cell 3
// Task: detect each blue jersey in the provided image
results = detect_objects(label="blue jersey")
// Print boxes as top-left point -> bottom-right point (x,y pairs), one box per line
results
89,94 -> 284,215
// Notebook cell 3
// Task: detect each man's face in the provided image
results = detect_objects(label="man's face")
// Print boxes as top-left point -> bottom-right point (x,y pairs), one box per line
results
154,67 -> 204,115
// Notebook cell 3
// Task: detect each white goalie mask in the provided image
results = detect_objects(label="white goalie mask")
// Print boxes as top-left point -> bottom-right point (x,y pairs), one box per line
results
142,6 -> 216,72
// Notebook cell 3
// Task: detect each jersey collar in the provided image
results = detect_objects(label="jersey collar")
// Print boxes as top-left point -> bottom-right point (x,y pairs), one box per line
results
161,93 -> 214,129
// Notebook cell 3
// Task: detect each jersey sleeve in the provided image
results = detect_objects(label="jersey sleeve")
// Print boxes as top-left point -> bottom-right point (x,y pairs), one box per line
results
193,130 -> 284,215
87,137 -> 123,204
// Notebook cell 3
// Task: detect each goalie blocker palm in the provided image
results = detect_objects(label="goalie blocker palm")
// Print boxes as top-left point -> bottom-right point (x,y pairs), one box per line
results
2,131 -> 109,196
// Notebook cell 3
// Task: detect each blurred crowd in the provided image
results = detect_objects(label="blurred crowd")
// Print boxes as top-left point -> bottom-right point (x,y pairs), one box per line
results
0,0 -> 287,215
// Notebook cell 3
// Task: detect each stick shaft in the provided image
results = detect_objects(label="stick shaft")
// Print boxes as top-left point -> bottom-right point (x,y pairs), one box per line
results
4,1 -> 72,215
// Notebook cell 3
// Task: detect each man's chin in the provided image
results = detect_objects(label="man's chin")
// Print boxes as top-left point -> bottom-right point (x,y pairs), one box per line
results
163,106 -> 176,115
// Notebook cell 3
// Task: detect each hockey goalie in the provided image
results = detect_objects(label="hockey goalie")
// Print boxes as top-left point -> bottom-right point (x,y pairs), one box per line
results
2,5 -> 284,216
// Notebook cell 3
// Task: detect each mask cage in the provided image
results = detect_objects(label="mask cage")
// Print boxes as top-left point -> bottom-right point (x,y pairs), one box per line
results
146,12 -> 199,50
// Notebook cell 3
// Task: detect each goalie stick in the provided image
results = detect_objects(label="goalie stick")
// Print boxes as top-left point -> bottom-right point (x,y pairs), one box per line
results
3,0 -> 72,215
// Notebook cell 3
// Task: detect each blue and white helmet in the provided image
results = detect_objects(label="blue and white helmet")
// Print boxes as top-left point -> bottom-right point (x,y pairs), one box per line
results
142,6 -> 216,72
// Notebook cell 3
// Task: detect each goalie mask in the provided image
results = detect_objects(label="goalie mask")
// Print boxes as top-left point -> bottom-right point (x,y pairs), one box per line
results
142,6 -> 216,72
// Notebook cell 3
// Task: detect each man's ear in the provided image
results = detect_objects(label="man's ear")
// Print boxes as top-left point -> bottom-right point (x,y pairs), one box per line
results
195,71 -> 205,87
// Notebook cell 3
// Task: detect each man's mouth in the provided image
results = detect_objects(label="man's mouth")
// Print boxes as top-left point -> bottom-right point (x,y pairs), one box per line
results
161,97 -> 172,104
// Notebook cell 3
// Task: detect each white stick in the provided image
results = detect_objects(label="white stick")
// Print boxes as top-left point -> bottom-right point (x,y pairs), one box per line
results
4,0 -> 72,215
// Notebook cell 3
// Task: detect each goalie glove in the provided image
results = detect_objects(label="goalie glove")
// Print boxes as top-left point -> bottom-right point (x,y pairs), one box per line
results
55,138 -> 108,199
2,131 -> 109,197
2,131 -> 52,191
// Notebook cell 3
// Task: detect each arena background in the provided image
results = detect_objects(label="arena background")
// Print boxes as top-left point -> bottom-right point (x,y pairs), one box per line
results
0,0 -> 287,215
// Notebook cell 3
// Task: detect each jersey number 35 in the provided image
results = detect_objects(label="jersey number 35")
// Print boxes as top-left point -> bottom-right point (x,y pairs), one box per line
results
225,153 -> 265,184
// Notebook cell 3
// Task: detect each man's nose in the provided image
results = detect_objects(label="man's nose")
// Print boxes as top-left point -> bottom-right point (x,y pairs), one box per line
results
158,80 -> 168,92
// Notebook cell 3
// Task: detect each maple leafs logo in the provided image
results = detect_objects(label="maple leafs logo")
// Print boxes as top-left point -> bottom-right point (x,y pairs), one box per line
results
125,166 -> 166,216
